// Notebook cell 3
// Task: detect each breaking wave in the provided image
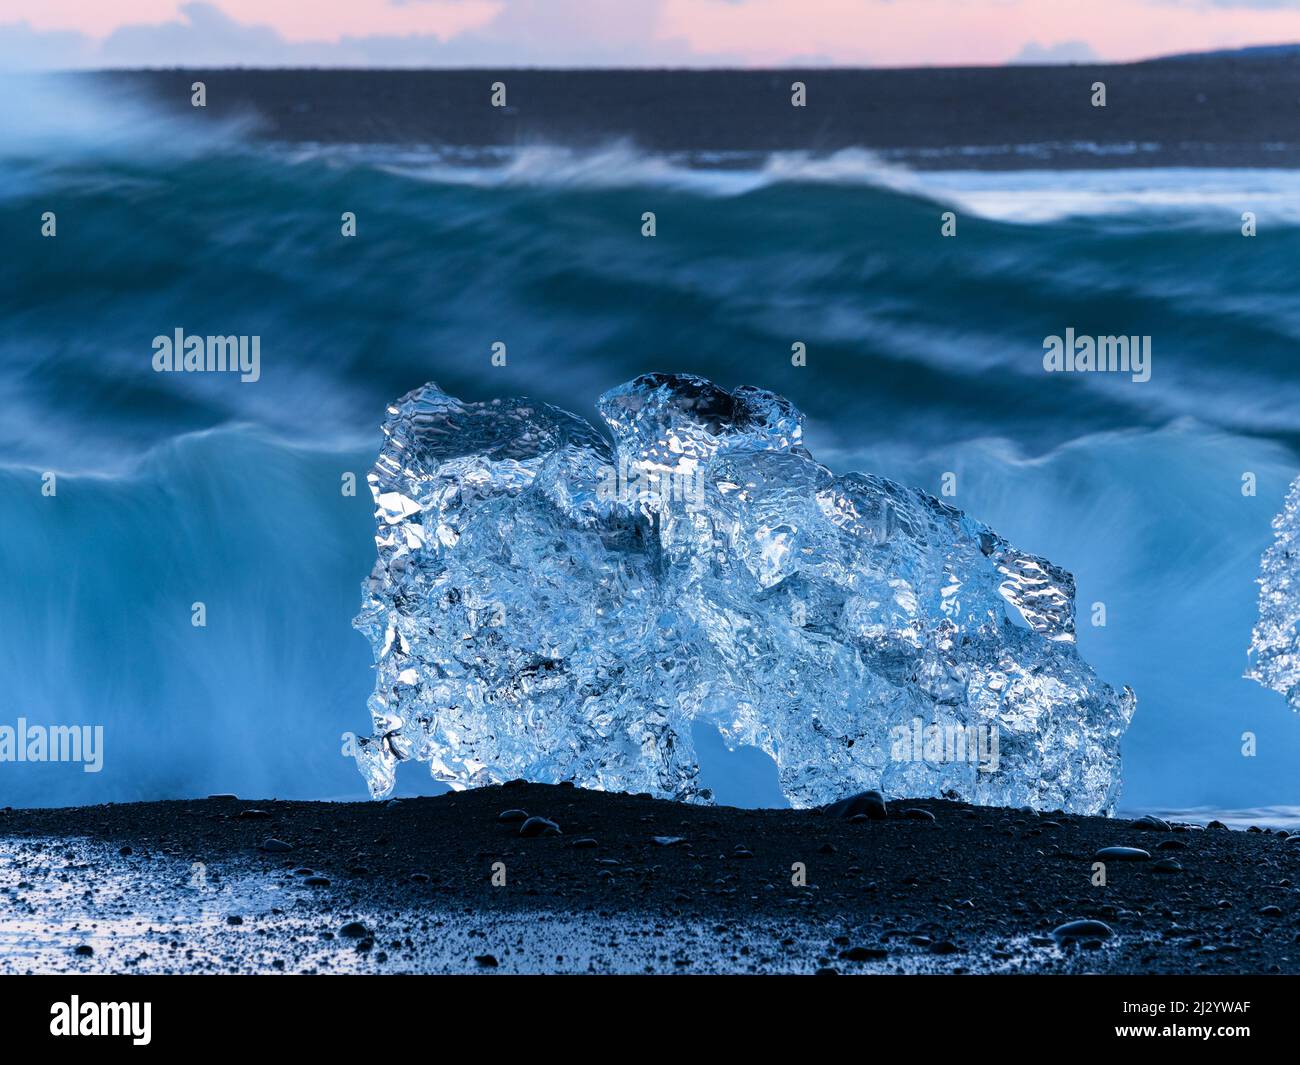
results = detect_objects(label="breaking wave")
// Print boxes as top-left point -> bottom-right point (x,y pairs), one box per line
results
3,76 -> 1299,810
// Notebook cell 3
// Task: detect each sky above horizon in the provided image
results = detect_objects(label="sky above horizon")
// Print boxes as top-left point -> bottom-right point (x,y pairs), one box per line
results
3,0 -> 1300,68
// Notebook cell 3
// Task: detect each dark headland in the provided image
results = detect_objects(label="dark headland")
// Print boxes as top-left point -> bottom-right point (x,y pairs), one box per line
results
2,784 -> 1297,974
70,55 -> 1300,168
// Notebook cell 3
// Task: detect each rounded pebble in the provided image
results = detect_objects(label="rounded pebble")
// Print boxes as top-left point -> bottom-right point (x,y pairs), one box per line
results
1052,919 -> 1114,944
1094,846 -> 1151,862
823,790 -> 887,820
518,816 -> 562,838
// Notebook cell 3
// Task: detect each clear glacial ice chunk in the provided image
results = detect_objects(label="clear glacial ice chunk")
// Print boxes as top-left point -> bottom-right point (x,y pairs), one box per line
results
352,373 -> 1136,813
1247,474 -> 1300,710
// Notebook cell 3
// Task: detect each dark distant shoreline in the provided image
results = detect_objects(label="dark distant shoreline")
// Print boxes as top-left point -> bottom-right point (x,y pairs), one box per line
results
74,57 -> 1300,168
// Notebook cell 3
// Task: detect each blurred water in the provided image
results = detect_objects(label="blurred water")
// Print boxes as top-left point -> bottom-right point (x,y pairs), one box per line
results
1,76 -> 1296,810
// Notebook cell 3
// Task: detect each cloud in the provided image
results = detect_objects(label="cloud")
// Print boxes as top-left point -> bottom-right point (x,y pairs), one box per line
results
97,3 -> 294,67
1008,39 -> 1101,65
0,0 -> 728,70
0,19 -> 95,70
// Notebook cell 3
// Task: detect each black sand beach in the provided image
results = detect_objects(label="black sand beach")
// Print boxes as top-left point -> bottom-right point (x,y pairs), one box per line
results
74,57 -> 1300,168
2,784 -> 1297,975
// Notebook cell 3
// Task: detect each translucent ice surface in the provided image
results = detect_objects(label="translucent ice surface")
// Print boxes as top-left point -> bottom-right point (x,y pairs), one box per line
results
352,374 -> 1135,813
1247,474 -> 1300,710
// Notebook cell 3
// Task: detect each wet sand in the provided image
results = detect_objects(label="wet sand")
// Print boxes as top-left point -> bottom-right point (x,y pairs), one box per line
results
63,57 -> 1300,169
1,784 -> 1297,974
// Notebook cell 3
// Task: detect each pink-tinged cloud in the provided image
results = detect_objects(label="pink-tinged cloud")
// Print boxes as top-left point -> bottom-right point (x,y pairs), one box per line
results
0,2 -> 498,42
661,0 -> 1300,66
3,0 -> 1300,68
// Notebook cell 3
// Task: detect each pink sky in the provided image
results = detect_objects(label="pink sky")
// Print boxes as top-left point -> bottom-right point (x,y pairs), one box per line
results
4,0 -> 1300,67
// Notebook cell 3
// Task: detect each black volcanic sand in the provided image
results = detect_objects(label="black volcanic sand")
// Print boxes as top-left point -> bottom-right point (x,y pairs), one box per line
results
74,58 -> 1300,169
2,785 -> 1298,974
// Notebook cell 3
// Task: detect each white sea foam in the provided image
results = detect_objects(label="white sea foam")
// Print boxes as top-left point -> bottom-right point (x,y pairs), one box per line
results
287,139 -> 1300,225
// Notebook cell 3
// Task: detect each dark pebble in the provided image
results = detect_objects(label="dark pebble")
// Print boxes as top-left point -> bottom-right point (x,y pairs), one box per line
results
259,838 -> 294,853
823,790 -> 888,820
1206,820 -> 1229,830
303,876 -> 331,887
497,809 -> 529,824
237,809 -> 272,820
1131,815 -> 1171,831
339,921 -> 370,939
226,915 -> 243,925
74,945 -> 94,957
1052,919 -> 1114,944
930,941 -> 959,955
1156,838 -> 1188,850
904,808 -> 937,822
1094,847 -> 1151,862
1259,905 -> 1283,917
518,816 -> 562,838
118,846 -> 132,856
474,954 -> 499,967
1152,858 -> 1183,874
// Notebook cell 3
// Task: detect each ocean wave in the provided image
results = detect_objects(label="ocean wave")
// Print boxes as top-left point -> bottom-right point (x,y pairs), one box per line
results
2,417 -> 1297,810
8,71 -> 1300,229
0,73 -> 254,164
275,138 -> 1300,226
0,426 -> 377,808
358,142 -> 926,197
6,135 -> 1300,478
5,74 -> 1300,812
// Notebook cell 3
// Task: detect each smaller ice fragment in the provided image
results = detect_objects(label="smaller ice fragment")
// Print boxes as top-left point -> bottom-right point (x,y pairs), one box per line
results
1247,473 -> 1300,710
